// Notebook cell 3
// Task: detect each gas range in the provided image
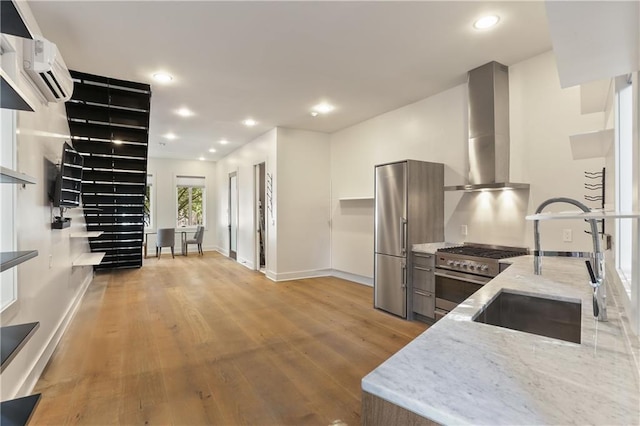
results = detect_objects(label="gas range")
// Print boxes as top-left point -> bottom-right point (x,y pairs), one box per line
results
436,243 -> 529,278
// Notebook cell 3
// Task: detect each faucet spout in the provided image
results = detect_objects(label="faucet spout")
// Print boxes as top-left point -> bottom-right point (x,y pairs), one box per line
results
532,197 -> 606,321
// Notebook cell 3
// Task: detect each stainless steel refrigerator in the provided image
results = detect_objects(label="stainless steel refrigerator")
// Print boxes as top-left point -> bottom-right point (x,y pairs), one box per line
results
374,160 -> 444,318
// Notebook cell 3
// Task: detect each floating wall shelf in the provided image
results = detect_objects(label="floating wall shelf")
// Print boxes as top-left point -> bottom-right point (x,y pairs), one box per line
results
580,78 -> 612,114
0,167 -> 36,185
1,323 -> 39,372
0,394 -> 41,426
569,129 -> 614,160
72,252 -> 105,267
338,196 -> 374,201
0,69 -> 35,112
526,211 -> 640,221
70,231 -> 103,238
0,251 -> 38,273
0,0 -> 33,39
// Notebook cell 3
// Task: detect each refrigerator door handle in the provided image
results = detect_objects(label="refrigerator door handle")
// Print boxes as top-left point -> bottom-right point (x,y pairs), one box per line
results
401,262 -> 407,288
400,217 -> 407,255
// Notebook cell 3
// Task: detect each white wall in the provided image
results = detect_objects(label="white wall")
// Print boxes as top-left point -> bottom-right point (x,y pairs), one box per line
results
509,51 -> 605,248
330,50 -> 604,281
215,129 -> 277,271
146,158 -> 217,253
330,85 -> 467,281
0,2 -> 94,399
275,128 -> 331,280
214,128 -> 331,280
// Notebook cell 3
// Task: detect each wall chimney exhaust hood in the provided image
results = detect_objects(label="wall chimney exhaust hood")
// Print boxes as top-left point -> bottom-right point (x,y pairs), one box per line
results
445,61 -> 529,192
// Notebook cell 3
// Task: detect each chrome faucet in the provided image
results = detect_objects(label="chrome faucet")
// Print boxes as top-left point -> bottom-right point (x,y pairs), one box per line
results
533,197 -> 607,321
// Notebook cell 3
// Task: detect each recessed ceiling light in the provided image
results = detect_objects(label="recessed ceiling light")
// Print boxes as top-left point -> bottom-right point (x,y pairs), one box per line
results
312,103 -> 335,114
219,139 -> 229,145
176,107 -> 194,117
163,133 -> 177,140
208,148 -> 217,153
199,156 -> 205,161
243,119 -> 257,127
113,139 -> 124,145
152,72 -> 173,83
473,15 -> 500,30
310,111 -> 319,117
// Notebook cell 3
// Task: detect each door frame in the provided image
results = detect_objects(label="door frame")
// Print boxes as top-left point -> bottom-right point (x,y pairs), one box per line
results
254,163 -> 266,272
228,171 -> 238,260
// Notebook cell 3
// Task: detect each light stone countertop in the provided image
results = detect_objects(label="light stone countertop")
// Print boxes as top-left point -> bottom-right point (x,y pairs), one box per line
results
412,242 -> 461,254
362,255 -> 640,425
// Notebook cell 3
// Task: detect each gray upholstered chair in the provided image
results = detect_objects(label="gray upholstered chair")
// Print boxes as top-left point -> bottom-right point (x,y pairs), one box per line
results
184,225 -> 204,256
156,228 -> 175,258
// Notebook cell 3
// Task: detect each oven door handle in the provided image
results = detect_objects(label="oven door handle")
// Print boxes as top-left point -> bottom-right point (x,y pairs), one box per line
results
434,271 -> 489,286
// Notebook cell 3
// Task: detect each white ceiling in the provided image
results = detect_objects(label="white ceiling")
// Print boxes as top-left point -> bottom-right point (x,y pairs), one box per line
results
28,1 -> 552,161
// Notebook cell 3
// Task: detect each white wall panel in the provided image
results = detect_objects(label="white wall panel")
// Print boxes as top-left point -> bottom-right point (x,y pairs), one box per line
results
0,0 -> 94,399
508,51 -> 604,249
276,128 -> 330,276
330,84 -> 467,279
215,129 -> 276,273
146,158 -> 217,253
330,51 -> 604,279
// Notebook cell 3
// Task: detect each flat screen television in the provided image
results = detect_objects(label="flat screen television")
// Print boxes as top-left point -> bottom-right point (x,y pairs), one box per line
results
52,142 -> 84,208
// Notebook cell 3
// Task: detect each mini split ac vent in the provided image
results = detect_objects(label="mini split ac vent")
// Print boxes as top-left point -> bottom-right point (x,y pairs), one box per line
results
38,70 -> 65,100
23,35 -> 73,103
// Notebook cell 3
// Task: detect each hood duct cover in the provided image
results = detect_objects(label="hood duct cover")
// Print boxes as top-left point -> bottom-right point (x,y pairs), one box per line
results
445,61 -> 529,192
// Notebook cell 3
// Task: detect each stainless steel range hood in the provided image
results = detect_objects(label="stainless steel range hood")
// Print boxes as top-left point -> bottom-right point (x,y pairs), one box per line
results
445,61 -> 529,192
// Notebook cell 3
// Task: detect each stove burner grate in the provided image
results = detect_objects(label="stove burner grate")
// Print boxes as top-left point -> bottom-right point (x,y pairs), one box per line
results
437,245 -> 528,259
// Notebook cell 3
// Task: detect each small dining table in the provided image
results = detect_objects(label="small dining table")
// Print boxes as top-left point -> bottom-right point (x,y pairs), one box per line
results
143,229 -> 189,258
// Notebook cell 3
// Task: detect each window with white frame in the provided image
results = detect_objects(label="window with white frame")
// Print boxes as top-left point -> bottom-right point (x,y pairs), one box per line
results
1,108 -> 17,311
144,173 -> 154,229
614,74 -> 634,294
176,175 -> 205,228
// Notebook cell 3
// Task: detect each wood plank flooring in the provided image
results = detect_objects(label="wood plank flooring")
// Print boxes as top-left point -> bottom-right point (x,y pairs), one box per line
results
31,252 -> 427,425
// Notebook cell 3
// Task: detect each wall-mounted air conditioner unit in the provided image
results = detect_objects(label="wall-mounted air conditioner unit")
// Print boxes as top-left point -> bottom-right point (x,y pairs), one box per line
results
23,35 -> 73,103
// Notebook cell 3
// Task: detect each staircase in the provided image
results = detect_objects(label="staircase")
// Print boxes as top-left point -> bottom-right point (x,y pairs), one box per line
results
65,71 -> 151,270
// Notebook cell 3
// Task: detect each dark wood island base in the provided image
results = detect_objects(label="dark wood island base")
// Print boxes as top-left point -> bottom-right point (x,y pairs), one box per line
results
361,391 -> 438,426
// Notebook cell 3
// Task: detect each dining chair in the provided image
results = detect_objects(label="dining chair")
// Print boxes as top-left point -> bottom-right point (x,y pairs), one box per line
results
184,225 -> 204,256
156,228 -> 175,258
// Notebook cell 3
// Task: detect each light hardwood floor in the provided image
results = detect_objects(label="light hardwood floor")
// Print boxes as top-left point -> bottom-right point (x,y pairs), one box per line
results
31,252 -> 427,425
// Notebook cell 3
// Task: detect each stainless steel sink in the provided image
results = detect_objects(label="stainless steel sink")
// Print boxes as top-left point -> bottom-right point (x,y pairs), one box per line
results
473,290 -> 582,343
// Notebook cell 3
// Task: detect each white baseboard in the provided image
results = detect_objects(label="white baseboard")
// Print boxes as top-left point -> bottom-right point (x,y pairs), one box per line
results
215,247 -> 229,256
18,271 -> 94,396
269,268 -> 332,282
331,269 -> 373,287
182,245 -> 216,254
237,257 -> 255,270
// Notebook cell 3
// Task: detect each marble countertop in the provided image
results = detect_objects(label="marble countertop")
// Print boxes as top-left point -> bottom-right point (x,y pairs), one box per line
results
362,255 -> 640,425
412,242 -> 461,254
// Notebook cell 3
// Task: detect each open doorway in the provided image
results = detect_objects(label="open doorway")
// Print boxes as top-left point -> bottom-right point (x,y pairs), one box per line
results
255,163 -> 266,273
228,171 -> 238,260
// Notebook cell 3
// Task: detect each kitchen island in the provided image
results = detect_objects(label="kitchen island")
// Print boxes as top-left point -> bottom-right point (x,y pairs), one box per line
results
362,254 -> 640,425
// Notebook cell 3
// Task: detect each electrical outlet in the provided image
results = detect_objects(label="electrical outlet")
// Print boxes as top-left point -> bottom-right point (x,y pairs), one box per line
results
49,254 -> 53,269
460,225 -> 468,236
562,229 -> 573,242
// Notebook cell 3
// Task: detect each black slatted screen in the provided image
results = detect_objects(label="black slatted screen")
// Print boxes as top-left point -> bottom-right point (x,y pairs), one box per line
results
65,71 -> 151,270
